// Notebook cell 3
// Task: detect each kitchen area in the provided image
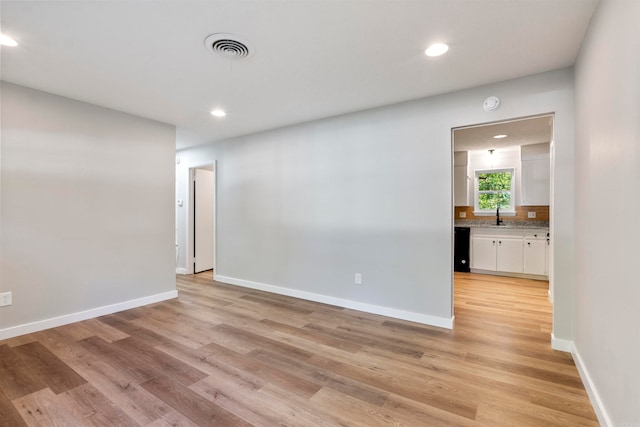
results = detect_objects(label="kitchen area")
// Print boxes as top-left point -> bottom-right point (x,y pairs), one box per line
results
453,115 -> 552,281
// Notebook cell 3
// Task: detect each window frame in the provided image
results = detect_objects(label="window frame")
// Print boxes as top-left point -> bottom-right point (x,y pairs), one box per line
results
473,167 -> 516,215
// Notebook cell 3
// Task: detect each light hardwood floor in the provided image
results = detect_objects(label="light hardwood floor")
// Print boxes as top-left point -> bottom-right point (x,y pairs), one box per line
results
0,271 -> 598,426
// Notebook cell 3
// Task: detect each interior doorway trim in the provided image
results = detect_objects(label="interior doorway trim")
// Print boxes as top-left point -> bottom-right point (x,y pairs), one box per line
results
184,160 -> 217,275
451,113 -> 556,338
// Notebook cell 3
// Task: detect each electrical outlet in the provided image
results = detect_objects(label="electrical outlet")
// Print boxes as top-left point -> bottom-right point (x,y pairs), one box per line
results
459,212 -> 467,218
0,291 -> 12,307
528,211 -> 536,218
354,273 -> 362,285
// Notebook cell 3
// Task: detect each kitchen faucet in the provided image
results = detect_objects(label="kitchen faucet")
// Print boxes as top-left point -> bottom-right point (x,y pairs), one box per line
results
496,207 -> 504,226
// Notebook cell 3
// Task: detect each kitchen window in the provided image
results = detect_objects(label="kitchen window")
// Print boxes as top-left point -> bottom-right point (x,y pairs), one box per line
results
474,168 -> 515,215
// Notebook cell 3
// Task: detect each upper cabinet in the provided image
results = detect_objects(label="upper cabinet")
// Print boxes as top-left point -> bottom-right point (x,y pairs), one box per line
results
521,143 -> 550,206
454,151 -> 469,206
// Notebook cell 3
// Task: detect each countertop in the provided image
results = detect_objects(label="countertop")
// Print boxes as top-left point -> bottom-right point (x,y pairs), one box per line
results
454,220 -> 549,230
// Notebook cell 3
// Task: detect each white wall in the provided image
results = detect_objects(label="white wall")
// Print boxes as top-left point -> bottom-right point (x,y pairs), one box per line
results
574,0 -> 640,424
177,68 -> 575,332
0,82 -> 176,337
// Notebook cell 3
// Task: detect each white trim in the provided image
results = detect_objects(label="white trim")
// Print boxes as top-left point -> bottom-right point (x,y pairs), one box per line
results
571,343 -> 613,427
453,114 -> 555,133
176,268 -> 188,275
215,274 -> 454,329
184,160 -> 217,275
0,290 -> 178,341
470,268 -> 548,281
550,335 -> 611,426
550,333 -> 573,352
453,113 -> 560,359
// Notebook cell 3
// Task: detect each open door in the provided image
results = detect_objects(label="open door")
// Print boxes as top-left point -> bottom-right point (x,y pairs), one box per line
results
194,168 -> 214,273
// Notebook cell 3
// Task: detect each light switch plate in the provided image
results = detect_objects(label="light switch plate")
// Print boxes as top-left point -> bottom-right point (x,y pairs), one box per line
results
459,212 -> 467,218
528,212 -> 536,218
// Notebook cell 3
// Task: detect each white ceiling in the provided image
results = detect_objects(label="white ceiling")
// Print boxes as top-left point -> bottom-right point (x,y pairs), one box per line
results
454,115 -> 554,152
0,1 -> 596,150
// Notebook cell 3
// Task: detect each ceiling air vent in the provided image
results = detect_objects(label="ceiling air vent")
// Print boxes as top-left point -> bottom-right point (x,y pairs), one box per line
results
205,33 -> 254,60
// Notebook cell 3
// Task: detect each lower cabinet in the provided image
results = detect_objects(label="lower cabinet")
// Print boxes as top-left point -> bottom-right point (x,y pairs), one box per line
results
497,238 -> 524,273
523,238 -> 547,275
470,237 -> 497,271
471,228 -> 548,277
471,236 -> 523,273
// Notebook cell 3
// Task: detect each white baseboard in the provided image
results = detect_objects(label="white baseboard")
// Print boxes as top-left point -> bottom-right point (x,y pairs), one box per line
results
572,343 -> 612,427
470,268 -> 548,281
214,274 -> 454,329
0,290 -> 178,341
551,333 -> 573,352
550,334 -> 611,426
176,268 -> 188,275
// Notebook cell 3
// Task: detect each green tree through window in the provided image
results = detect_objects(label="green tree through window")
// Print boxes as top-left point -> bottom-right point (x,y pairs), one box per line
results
475,169 -> 514,212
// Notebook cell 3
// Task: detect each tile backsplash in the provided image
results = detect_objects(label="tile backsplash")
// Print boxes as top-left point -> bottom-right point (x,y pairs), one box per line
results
454,206 -> 549,221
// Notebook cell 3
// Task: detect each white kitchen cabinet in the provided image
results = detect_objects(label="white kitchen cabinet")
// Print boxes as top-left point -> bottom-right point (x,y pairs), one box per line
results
454,151 -> 469,206
471,228 -> 548,277
524,239 -> 546,275
523,231 -> 548,275
454,164 -> 469,206
471,234 -> 522,273
545,237 -> 550,276
496,238 -> 524,273
471,237 -> 497,271
521,143 -> 550,206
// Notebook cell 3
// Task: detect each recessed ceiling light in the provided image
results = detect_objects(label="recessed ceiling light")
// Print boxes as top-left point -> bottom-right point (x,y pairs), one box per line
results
493,134 -> 508,139
425,43 -> 448,57
211,109 -> 226,117
0,34 -> 18,47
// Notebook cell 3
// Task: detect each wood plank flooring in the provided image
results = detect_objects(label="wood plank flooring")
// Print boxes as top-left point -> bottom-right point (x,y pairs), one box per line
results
0,271 -> 598,426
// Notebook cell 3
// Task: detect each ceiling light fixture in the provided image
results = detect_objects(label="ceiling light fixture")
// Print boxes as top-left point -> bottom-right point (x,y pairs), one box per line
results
211,109 -> 226,117
0,34 -> 18,47
493,134 -> 507,139
425,43 -> 449,57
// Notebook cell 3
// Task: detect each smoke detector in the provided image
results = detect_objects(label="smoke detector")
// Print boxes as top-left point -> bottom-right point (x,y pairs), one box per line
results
483,96 -> 501,112
205,33 -> 254,60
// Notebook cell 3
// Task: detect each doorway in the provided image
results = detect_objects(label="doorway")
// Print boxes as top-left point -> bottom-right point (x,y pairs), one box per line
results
452,114 -> 554,319
194,166 -> 214,273
185,162 -> 216,275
